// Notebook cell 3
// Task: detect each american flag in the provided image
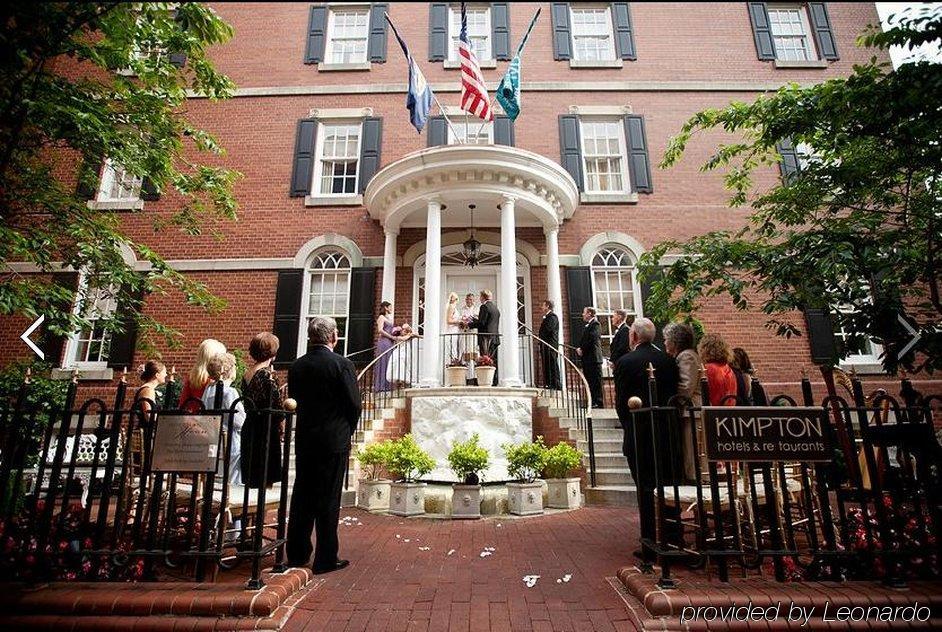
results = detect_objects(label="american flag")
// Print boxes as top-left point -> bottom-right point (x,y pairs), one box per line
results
458,2 -> 493,122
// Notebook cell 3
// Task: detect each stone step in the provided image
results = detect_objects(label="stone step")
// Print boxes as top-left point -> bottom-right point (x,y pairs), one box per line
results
577,438 -> 622,454
584,453 -> 630,469
589,468 -> 634,486
584,485 -> 638,507
579,427 -> 624,441
546,407 -> 619,420
558,416 -> 622,430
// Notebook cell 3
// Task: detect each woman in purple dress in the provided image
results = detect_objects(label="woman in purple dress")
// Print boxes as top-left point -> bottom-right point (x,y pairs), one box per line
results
374,301 -> 397,391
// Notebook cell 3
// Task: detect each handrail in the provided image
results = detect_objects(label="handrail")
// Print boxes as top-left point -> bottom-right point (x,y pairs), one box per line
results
356,335 -> 422,381
526,332 -> 592,419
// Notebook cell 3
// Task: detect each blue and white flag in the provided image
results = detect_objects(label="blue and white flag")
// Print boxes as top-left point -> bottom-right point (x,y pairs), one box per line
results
386,13 -> 433,133
496,8 -> 541,121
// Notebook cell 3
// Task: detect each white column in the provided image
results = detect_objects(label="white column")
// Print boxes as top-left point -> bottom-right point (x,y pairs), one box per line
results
499,196 -> 522,387
419,199 -> 443,387
381,228 -> 398,303
545,225 -> 565,387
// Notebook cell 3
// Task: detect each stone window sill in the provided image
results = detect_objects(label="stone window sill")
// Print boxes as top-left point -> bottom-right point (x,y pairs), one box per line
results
773,58 -> 828,68
579,191 -> 639,204
305,194 -> 364,207
838,360 -> 884,376
52,367 -> 114,381
317,61 -> 372,72
444,58 -> 497,69
87,199 -> 144,211
569,59 -> 623,69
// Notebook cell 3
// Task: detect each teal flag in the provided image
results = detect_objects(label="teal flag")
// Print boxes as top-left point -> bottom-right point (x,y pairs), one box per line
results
495,8 -> 541,121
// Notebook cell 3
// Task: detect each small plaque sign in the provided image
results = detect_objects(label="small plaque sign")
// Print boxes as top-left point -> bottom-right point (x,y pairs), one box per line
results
702,406 -> 832,462
152,414 -> 221,473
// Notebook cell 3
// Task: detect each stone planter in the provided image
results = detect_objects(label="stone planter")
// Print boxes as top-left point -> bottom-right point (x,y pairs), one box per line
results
506,481 -> 544,516
357,479 -> 391,512
445,366 -> 467,387
546,478 -> 582,509
389,481 -> 426,516
474,366 -> 496,387
451,484 -> 482,519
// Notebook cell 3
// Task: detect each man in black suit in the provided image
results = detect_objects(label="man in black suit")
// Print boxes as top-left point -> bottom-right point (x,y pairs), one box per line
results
537,300 -> 560,389
609,308 -> 630,366
613,317 -> 680,559
468,289 -> 500,385
577,307 -> 604,408
287,316 -> 361,574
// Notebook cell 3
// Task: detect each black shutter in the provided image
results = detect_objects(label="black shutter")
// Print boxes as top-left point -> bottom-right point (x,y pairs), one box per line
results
304,5 -> 328,64
358,117 -> 383,193
273,269 -> 304,369
611,3 -> 636,61
748,3 -> 775,61
808,2 -> 838,60
639,269 -> 665,348
76,158 -> 101,200
804,308 -> 837,365
42,272 -> 80,366
346,268 -> 376,364
565,267 -> 593,359
429,3 -> 448,61
368,4 -> 389,63
107,283 -> 146,369
494,115 -> 514,146
140,177 -> 160,201
777,138 -> 799,181
427,116 -> 447,147
624,115 -> 652,193
290,118 -> 318,197
491,3 -> 511,61
551,3 -> 572,61
168,52 -> 187,68
558,115 -> 583,191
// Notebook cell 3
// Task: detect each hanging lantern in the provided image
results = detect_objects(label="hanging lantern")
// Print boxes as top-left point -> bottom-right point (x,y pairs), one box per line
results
463,204 -> 482,267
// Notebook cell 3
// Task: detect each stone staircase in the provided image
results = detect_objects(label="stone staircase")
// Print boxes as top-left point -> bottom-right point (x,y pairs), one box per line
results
538,399 -> 637,506
340,397 -> 407,506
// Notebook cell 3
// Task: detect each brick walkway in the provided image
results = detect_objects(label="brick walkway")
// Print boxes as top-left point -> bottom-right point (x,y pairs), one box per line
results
285,506 -> 639,632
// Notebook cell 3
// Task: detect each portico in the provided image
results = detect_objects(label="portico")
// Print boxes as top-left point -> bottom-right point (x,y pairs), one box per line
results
364,144 -> 579,387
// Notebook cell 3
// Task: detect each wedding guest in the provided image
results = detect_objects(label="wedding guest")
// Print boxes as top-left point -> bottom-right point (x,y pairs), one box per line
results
386,323 -> 417,386
577,307 -> 604,408
538,300 -> 560,390
179,339 -> 227,412
732,347 -> 754,404
609,309 -> 630,366
202,352 -> 245,485
134,360 -> 167,416
373,301 -> 397,392
698,333 -> 737,406
287,316 -> 360,574
663,322 -> 700,481
241,332 -> 285,488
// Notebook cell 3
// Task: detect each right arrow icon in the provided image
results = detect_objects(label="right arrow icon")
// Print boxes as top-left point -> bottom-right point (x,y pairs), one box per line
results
21,315 -> 44,360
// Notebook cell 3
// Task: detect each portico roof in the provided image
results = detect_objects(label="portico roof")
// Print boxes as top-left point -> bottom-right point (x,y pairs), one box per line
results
364,144 -> 579,232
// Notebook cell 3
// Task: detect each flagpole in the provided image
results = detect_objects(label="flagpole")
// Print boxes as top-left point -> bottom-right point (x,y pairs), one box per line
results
430,90 -> 463,143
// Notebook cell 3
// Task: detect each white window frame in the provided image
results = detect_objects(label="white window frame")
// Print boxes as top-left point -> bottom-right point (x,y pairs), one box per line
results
324,5 -> 371,66
96,159 -> 142,203
833,304 -> 883,371
569,5 -> 617,63
63,274 -> 118,370
767,4 -> 819,62
298,249 -> 353,357
311,120 -> 363,198
448,4 -> 493,63
590,244 -> 642,358
579,117 -> 631,195
447,121 -> 494,145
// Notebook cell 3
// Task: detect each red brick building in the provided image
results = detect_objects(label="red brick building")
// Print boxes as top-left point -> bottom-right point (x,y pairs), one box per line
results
2,2 -> 936,399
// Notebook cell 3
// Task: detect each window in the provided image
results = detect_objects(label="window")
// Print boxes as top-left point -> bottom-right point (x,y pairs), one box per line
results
302,249 -> 352,355
65,277 -> 118,368
591,245 -> 639,354
97,160 -> 142,202
795,141 -> 815,171
580,119 -> 630,194
767,5 -> 818,62
448,121 -> 493,145
570,6 -> 616,62
833,304 -> 883,368
449,5 -> 491,62
325,7 -> 370,65
313,122 -> 362,196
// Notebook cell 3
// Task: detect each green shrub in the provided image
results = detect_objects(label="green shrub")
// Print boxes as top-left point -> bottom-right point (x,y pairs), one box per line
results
542,442 -> 583,479
502,437 -> 547,483
446,433 -> 490,483
386,434 -> 435,482
356,440 -> 394,481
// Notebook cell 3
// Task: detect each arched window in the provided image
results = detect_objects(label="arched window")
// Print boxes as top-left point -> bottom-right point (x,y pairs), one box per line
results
591,244 -> 640,353
301,249 -> 352,354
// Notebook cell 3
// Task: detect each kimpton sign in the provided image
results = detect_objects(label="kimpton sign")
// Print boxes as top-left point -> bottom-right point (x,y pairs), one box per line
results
702,407 -> 832,462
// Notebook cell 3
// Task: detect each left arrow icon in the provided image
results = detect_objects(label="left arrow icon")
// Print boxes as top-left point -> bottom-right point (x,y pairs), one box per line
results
21,315 -> 44,360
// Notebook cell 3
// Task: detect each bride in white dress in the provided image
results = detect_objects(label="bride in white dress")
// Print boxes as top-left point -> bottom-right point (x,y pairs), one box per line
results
444,292 -> 463,361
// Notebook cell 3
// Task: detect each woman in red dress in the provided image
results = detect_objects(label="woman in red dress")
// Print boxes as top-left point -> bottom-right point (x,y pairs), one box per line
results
178,338 -> 227,412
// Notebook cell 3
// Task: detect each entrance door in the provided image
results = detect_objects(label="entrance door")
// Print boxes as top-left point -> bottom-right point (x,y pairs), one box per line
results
444,270 -> 500,308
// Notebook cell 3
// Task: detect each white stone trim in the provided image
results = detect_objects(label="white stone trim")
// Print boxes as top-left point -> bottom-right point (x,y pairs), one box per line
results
440,104 -> 506,117
569,59 -> 624,69
556,254 -> 582,267
773,59 -> 829,68
568,104 -> 633,116
579,192 -> 639,204
307,107 -> 373,119
305,194 -> 364,206
86,200 -> 144,211
444,58 -> 497,69
51,367 -> 114,381
579,231 -> 646,265
401,230 -> 541,267
292,233 -> 364,268
317,61 -> 372,72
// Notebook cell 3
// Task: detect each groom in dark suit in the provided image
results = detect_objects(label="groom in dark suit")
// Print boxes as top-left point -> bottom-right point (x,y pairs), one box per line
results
468,289 -> 500,385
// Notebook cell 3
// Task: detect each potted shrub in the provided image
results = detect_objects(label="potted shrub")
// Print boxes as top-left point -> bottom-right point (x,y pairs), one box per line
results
387,434 -> 435,516
445,357 -> 468,387
543,442 -> 584,509
446,433 -> 490,519
355,440 -> 393,512
503,437 -> 547,516
474,355 -> 496,387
